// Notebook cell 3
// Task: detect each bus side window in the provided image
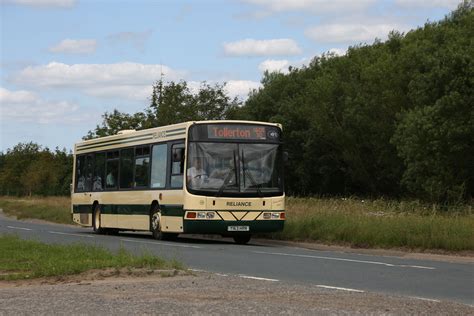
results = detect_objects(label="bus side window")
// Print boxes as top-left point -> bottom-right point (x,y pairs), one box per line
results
106,151 -> 119,189
93,152 -> 106,191
75,155 -> 85,192
84,154 -> 94,192
170,143 -> 185,188
120,148 -> 134,189
150,144 -> 167,189
134,146 -> 150,188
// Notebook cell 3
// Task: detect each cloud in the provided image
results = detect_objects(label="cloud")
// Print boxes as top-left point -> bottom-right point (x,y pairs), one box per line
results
258,57 -> 311,74
0,87 -> 91,124
258,59 -> 290,73
305,23 -> 404,43
241,0 -> 375,14
225,80 -> 262,99
11,62 -> 187,101
2,0 -> 75,8
223,39 -> 302,57
327,48 -> 347,56
258,50 -> 346,74
49,39 -> 97,54
106,30 -> 153,52
395,0 -> 460,9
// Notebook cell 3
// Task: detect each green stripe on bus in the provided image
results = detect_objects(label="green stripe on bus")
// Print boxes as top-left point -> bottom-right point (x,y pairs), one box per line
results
72,204 -> 184,216
73,205 -> 93,214
160,205 -> 185,216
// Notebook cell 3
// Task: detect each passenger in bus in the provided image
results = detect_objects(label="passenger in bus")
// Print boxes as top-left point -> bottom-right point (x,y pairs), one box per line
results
106,171 -> 115,187
92,176 -> 102,190
187,157 -> 208,187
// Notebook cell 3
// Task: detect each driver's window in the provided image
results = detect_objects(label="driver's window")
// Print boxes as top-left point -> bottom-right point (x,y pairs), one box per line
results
170,143 -> 185,188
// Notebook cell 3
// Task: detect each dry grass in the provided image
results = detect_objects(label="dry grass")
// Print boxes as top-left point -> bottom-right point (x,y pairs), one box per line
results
0,196 -> 71,224
270,197 -> 474,251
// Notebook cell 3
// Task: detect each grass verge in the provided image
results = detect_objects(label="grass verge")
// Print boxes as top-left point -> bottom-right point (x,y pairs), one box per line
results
1,196 -> 472,252
0,196 -> 70,224
269,197 -> 474,252
0,234 -> 184,280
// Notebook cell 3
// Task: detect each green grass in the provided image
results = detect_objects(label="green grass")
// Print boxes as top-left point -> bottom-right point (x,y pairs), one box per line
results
0,234 -> 184,280
0,196 -> 71,224
270,197 -> 474,252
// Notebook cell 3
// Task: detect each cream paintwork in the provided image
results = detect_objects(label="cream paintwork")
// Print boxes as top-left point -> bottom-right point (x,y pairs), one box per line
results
116,215 -> 149,230
217,211 -> 237,221
161,216 -> 183,232
241,212 -> 261,221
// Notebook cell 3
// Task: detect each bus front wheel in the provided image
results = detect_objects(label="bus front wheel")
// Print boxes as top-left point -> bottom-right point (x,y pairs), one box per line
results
151,210 -> 164,240
233,234 -> 251,245
93,205 -> 104,234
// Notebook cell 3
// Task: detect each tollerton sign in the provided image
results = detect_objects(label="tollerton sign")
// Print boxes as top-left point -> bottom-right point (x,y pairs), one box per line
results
208,125 -> 266,140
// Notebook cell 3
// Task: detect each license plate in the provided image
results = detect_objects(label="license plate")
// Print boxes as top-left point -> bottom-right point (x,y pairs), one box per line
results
227,226 -> 250,232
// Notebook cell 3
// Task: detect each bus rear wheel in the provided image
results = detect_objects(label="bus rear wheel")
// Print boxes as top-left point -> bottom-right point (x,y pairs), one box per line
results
93,205 -> 105,234
233,234 -> 251,245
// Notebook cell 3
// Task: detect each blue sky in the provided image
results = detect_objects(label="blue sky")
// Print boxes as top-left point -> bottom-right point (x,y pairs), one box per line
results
0,0 -> 460,151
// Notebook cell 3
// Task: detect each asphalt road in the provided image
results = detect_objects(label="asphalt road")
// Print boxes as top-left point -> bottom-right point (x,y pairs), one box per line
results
1,214 -> 473,306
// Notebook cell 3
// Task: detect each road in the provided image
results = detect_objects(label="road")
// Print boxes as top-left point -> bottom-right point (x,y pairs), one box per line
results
1,214 -> 473,306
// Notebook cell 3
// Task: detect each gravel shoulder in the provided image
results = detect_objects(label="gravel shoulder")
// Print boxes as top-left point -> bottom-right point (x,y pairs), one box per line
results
0,271 -> 472,315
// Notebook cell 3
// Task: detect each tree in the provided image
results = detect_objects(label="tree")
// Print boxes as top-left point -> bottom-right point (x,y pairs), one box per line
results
86,80 -> 240,139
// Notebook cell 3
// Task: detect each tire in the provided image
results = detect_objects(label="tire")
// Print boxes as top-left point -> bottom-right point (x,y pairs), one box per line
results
233,234 -> 251,245
150,205 -> 165,240
93,205 -> 105,234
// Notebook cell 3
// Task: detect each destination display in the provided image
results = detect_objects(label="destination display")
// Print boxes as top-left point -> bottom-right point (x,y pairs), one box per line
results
189,123 -> 281,142
208,125 -> 267,140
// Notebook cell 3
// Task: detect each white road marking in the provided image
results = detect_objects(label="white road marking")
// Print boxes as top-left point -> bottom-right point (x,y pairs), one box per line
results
7,225 -> 32,231
120,238 -> 202,249
410,296 -> 441,303
316,285 -> 365,293
253,251 -> 435,270
238,275 -> 279,282
412,297 -> 441,303
48,231 -> 94,238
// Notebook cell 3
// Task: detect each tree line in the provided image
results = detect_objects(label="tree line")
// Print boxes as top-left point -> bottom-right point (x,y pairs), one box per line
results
1,2 -> 472,203
0,143 -> 72,196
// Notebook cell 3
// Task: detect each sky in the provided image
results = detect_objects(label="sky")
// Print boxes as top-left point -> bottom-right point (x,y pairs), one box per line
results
0,0 -> 461,152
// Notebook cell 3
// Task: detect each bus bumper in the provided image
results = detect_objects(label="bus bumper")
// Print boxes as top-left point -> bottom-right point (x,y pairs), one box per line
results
183,219 -> 284,234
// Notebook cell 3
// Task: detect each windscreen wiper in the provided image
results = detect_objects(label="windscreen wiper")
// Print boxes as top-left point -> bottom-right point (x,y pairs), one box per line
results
242,149 -> 263,197
216,150 -> 237,197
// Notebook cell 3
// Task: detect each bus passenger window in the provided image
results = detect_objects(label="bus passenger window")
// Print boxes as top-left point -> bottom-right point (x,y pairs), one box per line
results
150,144 -> 167,188
120,148 -> 134,189
171,144 -> 185,188
93,152 -> 106,191
106,151 -> 119,189
134,146 -> 150,188
75,155 -> 85,192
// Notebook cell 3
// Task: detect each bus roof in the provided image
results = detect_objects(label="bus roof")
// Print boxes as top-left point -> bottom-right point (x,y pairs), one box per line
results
74,120 -> 281,154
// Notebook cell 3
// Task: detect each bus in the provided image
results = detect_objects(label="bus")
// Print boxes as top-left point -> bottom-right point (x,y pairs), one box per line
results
71,120 -> 285,244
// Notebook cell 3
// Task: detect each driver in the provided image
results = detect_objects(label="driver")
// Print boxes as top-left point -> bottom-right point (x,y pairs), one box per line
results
187,157 -> 208,185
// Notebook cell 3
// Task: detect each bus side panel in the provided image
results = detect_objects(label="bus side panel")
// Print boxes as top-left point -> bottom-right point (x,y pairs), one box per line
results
71,193 -> 93,227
